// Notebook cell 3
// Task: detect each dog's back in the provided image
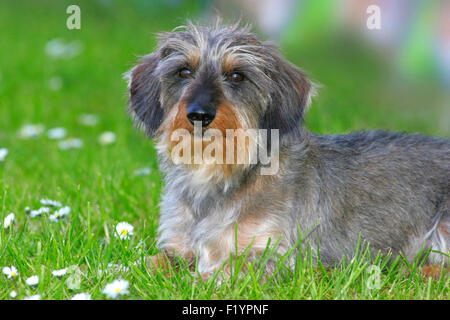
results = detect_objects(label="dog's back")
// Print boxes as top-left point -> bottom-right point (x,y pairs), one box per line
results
304,130 -> 449,264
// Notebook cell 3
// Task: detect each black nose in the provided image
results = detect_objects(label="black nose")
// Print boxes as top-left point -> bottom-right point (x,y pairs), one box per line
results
186,103 -> 216,127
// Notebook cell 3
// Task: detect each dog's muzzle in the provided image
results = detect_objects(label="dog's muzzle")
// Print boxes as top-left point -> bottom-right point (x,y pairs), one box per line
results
186,102 -> 216,127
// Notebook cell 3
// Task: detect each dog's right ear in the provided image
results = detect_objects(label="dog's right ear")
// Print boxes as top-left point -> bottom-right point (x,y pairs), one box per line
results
127,53 -> 164,139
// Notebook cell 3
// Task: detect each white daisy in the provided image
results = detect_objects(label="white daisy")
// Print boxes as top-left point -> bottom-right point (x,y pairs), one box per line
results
25,275 -> 39,286
49,206 -> 71,222
47,127 -> 67,140
18,124 -> 45,139
0,148 -> 8,161
9,290 -> 17,299
52,268 -> 67,278
71,293 -> 91,300
3,266 -> 19,278
3,213 -> 15,229
98,131 -> 116,145
78,114 -> 99,126
133,167 -> 152,176
59,206 -> 71,216
45,39 -> 66,58
115,222 -> 134,240
45,39 -> 83,59
49,214 -> 60,222
62,40 -> 84,59
28,207 -> 51,218
102,279 -> 129,299
59,138 -> 83,150
40,199 -> 62,207
23,294 -> 41,300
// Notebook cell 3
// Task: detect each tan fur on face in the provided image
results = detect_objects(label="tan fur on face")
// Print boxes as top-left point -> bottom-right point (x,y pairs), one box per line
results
169,101 -> 193,134
222,53 -> 240,75
186,49 -> 201,70
157,99 -> 255,180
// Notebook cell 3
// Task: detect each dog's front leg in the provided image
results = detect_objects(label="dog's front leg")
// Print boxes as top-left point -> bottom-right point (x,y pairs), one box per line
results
147,252 -> 176,274
194,231 -> 282,282
147,248 -> 195,276
147,236 -> 195,276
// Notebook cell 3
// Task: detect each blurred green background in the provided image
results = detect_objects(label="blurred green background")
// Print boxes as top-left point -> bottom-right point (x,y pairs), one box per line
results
0,0 -> 448,221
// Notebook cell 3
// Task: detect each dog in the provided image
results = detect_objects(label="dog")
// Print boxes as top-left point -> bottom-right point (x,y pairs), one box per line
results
126,22 -> 449,279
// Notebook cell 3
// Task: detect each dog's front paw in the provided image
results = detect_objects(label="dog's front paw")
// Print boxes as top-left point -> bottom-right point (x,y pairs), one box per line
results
421,265 -> 448,280
145,253 -> 174,276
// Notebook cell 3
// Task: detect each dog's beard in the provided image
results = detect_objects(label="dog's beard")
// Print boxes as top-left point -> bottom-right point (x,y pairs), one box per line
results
157,126 -> 257,185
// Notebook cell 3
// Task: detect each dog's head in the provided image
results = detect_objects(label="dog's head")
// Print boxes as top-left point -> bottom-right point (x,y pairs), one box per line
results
127,22 -> 314,181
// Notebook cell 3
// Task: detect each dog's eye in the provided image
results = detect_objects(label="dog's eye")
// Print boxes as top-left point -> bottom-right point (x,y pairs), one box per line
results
229,72 -> 244,83
179,68 -> 192,79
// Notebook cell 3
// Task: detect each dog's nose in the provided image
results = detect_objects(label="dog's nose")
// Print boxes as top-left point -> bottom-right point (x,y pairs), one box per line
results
186,103 -> 216,127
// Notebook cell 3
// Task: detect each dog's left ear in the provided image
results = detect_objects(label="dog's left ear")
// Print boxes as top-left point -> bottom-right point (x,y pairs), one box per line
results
262,46 -> 315,137
127,52 -> 164,139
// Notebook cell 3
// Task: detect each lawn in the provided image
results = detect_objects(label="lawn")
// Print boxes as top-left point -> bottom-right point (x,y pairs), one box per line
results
0,0 -> 448,300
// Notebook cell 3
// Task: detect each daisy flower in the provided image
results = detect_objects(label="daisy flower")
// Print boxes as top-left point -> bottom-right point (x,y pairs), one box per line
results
102,279 -> 129,299
78,114 -> 99,126
0,148 -> 8,161
47,127 -> 67,140
45,39 -> 66,58
25,275 -> 39,286
71,293 -> 91,300
3,213 -> 15,229
133,167 -> 152,176
58,138 -> 83,150
45,39 -> 83,59
18,124 -> 45,139
9,290 -> 18,299
98,131 -> 116,145
49,206 -> 71,222
52,268 -> 67,278
23,294 -> 41,300
40,199 -> 62,207
3,266 -> 19,278
115,222 -> 134,240
28,207 -> 51,218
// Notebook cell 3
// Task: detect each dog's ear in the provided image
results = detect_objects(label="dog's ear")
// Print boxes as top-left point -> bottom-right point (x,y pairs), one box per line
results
261,46 -> 314,137
127,53 -> 164,139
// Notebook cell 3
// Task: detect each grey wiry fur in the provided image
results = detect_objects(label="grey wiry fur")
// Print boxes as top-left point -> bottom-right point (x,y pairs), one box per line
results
127,22 -> 449,276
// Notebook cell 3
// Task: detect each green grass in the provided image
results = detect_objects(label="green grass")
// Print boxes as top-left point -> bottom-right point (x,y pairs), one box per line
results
0,0 -> 448,300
